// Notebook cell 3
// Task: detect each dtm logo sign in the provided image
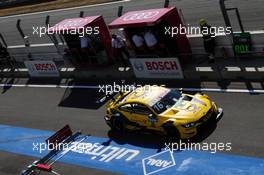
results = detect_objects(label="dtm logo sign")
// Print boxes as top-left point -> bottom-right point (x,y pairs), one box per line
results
142,150 -> 176,175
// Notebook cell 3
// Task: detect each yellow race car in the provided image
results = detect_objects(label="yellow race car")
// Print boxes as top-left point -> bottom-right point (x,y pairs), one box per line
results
105,85 -> 223,139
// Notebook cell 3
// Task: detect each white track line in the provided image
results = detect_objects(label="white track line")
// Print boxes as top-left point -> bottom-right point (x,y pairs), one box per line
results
8,43 -> 59,49
0,84 -> 98,89
0,84 -> 264,94
187,30 -> 264,38
0,0 -> 131,19
173,88 -> 264,94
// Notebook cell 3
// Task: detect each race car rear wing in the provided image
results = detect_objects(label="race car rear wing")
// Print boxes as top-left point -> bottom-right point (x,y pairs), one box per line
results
21,125 -> 82,175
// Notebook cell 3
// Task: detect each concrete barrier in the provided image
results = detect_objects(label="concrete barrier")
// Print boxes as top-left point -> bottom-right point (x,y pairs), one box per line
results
1,65 -> 263,81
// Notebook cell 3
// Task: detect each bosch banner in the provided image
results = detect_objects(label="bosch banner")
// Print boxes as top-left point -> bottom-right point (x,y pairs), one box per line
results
24,61 -> 60,77
129,58 -> 184,79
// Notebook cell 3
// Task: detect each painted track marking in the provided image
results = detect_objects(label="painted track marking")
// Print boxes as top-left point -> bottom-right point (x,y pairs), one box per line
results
0,83 -> 264,94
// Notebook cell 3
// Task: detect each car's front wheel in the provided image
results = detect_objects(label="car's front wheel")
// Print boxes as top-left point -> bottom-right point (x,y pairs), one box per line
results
111,117 -> 125,132
163,124 -> 180,141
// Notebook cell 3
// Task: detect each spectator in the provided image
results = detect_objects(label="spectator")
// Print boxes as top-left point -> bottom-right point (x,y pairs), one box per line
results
80,35 -> 96,63
200,19 -> 216,63
131,33 -> 145,54
80,35 -> 93,50
132,33 -> 144,47
144,29 -> 158,49
0,44 -> 8,58
112,34 -> 130,67
0,44 -> 14,70
143,28 -> 164,56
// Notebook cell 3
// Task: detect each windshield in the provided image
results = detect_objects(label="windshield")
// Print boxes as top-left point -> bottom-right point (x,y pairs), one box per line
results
151,90 -> 181,114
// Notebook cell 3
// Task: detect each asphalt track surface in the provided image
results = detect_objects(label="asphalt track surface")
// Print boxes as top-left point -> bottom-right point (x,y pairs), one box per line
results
0,78 -> 264,174
0,0 -> 263,47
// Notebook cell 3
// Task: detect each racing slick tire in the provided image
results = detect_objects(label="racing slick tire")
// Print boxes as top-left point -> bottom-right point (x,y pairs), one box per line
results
163,123 -> 180,141
110,117 -> 125,132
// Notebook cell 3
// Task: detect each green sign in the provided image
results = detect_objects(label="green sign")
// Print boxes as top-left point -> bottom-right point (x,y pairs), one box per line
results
233,32 -> 252,55
234,44 -> 250,54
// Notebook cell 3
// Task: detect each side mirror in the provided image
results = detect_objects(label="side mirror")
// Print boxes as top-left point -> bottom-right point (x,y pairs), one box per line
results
148,113 -> 158,123
148,113 -> 157,119
179,88 -> 183,93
